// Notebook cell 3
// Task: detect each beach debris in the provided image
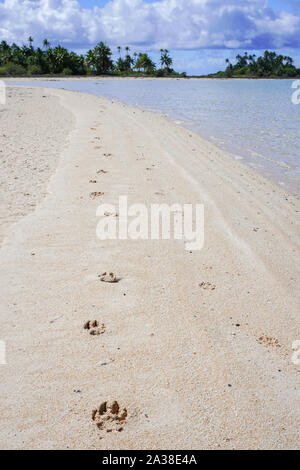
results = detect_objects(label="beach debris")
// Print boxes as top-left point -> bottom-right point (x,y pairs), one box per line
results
89,180 -> 97,183
103,153 -> 112,157
83,320 -> 105,336
199,281 -> 216,291
99,272 -> 119,283
100,359 -> 115,366
49,316 -> 62,324
94,146 -> 101,149
257,335 -> 281,348
90,191 -> 104,199
96,169 -> 108,174
92,401 -> 127,433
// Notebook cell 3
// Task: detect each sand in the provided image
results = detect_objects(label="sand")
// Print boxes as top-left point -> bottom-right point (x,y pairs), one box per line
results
0,86 -> 299,450
0,87 -> 74,243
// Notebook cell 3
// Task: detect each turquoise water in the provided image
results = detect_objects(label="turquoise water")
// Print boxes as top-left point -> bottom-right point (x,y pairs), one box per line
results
9,79 -> 300,194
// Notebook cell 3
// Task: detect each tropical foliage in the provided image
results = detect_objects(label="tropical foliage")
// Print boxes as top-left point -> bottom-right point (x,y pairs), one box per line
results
208,51 -> 300,78
2,40 -> 297,79
160,49 -> 173,72
0,38 -> 181,77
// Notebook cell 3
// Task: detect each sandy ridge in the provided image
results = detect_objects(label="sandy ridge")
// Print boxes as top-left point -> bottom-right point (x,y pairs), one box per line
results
0,87 -> 74,243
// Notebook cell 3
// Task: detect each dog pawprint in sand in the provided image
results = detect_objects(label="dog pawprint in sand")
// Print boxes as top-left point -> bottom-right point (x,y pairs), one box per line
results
92,401 -> 128,433
98,272 -> 119,283
83,320 -> 105,336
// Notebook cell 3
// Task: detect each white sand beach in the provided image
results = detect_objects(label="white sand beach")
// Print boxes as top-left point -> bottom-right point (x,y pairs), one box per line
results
0,87 -> 74,243
0,86 -> 299,450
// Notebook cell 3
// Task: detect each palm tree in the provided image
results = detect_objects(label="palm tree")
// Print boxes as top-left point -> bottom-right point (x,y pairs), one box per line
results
28,36 -> 34,48
160,49 -> 173,72
0,40 -> 11,64
134,53 -> 156,74
133,51 -> 137,67
160,49 -> 164,67
117,46 -> 122,58
86,42 -> 114,74
86,49 -> 95,72
225,59 -> 233,77
43,39 -> 50,50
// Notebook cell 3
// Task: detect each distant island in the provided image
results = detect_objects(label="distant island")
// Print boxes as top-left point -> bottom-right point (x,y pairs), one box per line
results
0,39 -> 299,79
202,51 -> 300,79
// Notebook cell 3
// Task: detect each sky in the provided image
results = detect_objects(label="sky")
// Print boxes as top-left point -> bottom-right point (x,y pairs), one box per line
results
0,0 -> 300,74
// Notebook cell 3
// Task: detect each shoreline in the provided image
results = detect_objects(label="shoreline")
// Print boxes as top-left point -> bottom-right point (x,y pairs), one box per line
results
3,76 -> 297,82
5,79 -> 299,197
0,86 -> 299,449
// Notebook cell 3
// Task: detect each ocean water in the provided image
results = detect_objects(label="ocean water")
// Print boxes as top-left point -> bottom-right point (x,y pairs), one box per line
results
9,79 -> 300,194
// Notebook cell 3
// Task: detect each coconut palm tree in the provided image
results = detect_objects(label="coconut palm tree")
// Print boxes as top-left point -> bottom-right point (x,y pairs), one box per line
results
160,49 -> 173,72
86,42 -> 114,74
134,53 -> 156,73
43,39 -> 50,50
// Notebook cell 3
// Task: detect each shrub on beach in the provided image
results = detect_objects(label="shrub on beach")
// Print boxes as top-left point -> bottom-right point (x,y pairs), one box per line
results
156,69 -> 166,77
27,65 -> 42,76
0,62 -> 27,76
61,67 -> 73,76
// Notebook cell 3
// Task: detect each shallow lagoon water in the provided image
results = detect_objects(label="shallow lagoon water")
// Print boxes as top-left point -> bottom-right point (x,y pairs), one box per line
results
9,79 -> 300,194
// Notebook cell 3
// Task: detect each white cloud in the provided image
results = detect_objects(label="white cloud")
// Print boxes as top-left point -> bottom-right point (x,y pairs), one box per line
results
0,0 -> 299,51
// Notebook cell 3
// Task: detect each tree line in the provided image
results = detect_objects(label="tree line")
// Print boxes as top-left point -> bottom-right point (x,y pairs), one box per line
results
208,51 -> 300,78
0,38 -> 184,77
1,40 -> 298,79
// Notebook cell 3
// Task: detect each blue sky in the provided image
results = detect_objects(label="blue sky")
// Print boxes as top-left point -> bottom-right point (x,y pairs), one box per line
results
80,0 -> 158,7
79,0 -> 299,14
0,0 -> 299,74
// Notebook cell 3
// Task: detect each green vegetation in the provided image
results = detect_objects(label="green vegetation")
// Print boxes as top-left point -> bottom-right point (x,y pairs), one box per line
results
206,51 -> 300,78
1,41 -> 297,79
0,38 -> 184,77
